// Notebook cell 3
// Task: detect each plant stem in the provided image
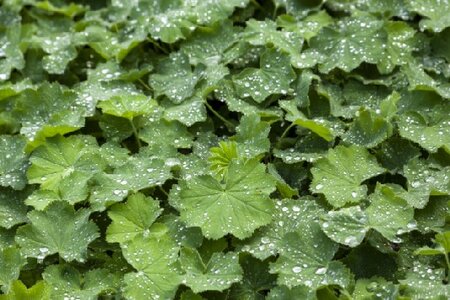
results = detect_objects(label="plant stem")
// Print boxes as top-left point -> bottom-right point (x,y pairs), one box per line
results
280,122 -> 296,141
250,0 -> 264,10
129,119 -> 142,148
158,186 -> 169,197
146,37 -> 169,54
137,78 -> 152,92
205,101 -> 235,130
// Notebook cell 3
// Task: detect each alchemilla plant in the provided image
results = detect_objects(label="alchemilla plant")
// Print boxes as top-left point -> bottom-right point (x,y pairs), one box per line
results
0,0 -> 449,299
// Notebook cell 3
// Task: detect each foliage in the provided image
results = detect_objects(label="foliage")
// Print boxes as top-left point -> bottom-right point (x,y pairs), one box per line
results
0,0 -> 449,299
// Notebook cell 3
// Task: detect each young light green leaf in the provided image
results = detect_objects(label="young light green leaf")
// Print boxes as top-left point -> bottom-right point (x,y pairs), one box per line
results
15,201 -> 99,262
178,158 -> 276,239
310,145 -> 385,207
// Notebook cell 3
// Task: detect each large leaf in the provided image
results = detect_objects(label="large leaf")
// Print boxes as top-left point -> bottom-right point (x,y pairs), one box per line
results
233,48 -> 295,103
15,201 -> 99,262
106,193 -> 162,244
310,145 -> 385,207
122,234 -> 182,300
180,248 -> 242,293
178,158 -> 276,239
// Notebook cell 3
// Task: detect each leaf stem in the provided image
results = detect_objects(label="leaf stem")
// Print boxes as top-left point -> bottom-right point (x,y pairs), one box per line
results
279,122 -> 296,141
158,186 -> 169,197
129,119 -> 142,148
445,252 -> 450,277
205,101 -> 235,130
250,0 -> 264,11
146,37 -> 169,54
137,78 -> 152,92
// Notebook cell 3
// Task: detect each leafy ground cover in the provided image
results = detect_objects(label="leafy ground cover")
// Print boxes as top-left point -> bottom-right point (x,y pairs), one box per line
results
0,0 -> 449,299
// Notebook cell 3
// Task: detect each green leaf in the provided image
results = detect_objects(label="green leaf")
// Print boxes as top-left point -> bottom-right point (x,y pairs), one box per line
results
406,0 -> 450,32
242,19 -> 304,66
415,196 -> 449,232
304,13 -> 386,72
97,95 -> 158,120
229,255 -> 276,299
310,145 -> 385,207
106,193 -> 162,244
378,21 -> 415,73
14,83 -> 88,149
122,235 -> 182,300
234,114 -> 270,157
178,158 -> 276,239
43,265 -> 119,300
398,110 -> 450,153
180,248 -> 243,293
15,201 -> 99,262
403,159 -> 450,208
343,108 -> 393,148
162,96 -> 207,127
233,48 -> 295,103
0,135 -> 28,190
0,247 -> 26,291
0,188 -> 28,229
149,52 -> 200,104
280,99 -> 336,141
181,20 -> 239,65
270,230 -> 352,290
415,231 -> 450,257
27,135 -> 104,196
399,262 -> 450,299
111,154 -> 172,192
352,277 -> 399,300
322,184 -> 415,247
240,198 -> 324,260
267,285 -> 316,300
0,280 -> 50,300
139,118 -> 193,150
